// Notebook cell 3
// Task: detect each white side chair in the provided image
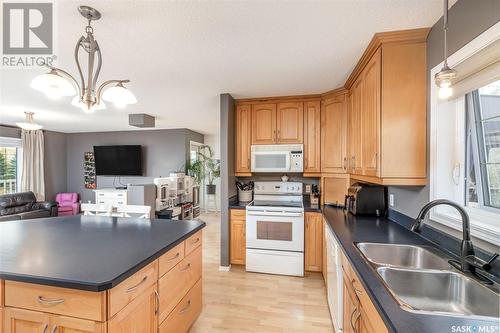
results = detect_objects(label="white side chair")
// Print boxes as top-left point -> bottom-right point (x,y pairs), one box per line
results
116,205 -> 151,219
81,203 -> 112,216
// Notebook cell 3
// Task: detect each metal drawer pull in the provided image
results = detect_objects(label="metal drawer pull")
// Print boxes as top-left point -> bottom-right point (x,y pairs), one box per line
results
50,326 -> 58,333
167,252 -> 180,261
154,290 -> 160,315
179,263 -> 191,272
180,300 -> 191,314
42,324 -> 48,333
37,296 -> 65,306
351,278 -> 363,295
353,310 -> 361,333
126,276 -> 148,293
350,308 -> 358,331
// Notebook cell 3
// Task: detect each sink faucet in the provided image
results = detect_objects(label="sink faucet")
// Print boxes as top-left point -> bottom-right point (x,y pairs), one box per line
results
412,199 -> 498,278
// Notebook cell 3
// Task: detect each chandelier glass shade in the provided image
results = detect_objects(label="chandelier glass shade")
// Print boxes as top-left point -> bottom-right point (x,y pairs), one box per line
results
16,112 -> 43,131
30,6 -> 136,112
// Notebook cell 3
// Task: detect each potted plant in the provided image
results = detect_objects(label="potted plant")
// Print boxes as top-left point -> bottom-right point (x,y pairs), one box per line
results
188,145 -> 220,194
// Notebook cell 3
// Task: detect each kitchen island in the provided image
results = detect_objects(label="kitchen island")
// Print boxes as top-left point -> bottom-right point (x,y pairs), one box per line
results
0,215 -> 205,333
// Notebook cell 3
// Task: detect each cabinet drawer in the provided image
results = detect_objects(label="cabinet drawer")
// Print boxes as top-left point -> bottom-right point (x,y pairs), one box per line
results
185,230 -> 202,255
158,246 -> 202,323
159,242 -> 185,278
4,281 -> 106,321
159,279 -> 202,333
108,260 -> 158,318
230,209 -> 246,219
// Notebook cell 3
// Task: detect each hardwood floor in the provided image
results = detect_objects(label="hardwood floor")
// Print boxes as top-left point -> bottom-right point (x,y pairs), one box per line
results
190,213 -> 334,333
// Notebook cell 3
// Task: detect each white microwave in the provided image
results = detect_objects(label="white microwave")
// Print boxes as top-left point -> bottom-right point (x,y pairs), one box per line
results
251,144 -> 303,173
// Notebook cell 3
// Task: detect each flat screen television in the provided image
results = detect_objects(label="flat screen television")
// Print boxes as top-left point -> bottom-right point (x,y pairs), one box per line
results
94,145 -> 142,176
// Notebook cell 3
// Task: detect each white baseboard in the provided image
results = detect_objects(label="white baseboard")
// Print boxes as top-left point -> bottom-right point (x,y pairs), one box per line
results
219,265 -> 231,272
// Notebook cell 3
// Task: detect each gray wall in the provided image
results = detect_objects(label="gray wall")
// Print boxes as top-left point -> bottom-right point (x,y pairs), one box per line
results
0,125 -> 67,201
388,0 -> 500,218
44,130 -> 68,201
66,129 -> 203,203
220,93 -> 235,267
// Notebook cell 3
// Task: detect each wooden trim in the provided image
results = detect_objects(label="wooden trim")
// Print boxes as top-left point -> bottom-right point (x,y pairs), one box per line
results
350,174 -> 427,186
235,172 -> 252,177
303,172 -> 321,178
235,95 -> 321,104
344,28 -> 430,89
320,87 -> 348,99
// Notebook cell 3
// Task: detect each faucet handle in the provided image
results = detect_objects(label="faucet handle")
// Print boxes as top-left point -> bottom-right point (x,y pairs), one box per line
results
464,253 -> 499,272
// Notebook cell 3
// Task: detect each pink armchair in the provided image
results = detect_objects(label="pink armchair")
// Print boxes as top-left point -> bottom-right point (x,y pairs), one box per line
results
56,193 -> 80,216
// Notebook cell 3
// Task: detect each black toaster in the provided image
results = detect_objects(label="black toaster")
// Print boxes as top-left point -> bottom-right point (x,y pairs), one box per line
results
344,183 -> 387,217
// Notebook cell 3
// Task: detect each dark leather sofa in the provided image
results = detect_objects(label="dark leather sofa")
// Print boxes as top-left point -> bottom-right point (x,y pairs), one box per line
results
0,192 -> 58,222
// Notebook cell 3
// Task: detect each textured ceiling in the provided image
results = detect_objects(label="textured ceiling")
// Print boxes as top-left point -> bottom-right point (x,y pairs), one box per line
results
0,0 -> 453,135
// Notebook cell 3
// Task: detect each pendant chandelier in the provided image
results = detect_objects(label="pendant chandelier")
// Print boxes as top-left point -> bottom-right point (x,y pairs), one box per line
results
434,0 -> 457,99
31,6 -> 136,112
16,112 -> 43,130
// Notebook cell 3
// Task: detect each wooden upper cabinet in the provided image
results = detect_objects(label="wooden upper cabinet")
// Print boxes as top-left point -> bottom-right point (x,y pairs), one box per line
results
235,104 -> 252,174
276,102 -> 303,144
362,48 -> 381,177
304,100 -> 321,173
251,103 -> 277,144
348,78 -> 363,176
345,29 -> 428,185
321,92 -> 347,173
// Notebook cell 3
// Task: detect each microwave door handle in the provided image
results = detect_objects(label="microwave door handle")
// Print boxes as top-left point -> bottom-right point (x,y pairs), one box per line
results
286,152 -> 291,171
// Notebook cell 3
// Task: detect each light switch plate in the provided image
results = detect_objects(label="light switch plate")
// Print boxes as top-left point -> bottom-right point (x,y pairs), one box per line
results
305,184 -> 311,194
389,194 -> 395,207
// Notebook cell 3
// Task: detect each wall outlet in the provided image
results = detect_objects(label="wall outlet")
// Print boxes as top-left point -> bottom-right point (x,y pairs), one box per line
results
305,184 -> 311,194
389,194 -> 395,207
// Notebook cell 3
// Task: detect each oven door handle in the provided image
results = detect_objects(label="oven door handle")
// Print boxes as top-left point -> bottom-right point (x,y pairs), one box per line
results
247,211 -> 303,217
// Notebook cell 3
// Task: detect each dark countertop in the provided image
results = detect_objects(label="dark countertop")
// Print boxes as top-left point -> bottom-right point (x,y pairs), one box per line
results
322,206 -> 499,333
0,215 -> 205,291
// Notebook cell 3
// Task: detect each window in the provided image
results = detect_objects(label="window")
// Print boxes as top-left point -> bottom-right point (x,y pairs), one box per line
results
429,22 -> 500,245
0,137 -> 22,195
466,81 -> 500,210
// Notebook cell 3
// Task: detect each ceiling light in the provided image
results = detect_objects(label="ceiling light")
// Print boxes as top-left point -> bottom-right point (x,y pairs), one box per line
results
31,6 -> 136,112
16,112 -> 43,131
102,82 -> 137,108
435,0 -> 457,99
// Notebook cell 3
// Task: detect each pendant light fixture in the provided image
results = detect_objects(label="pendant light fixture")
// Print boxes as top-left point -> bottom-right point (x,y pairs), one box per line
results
16,112 -> 43,131
30,6 -> 136,112
434,0 -> 457,99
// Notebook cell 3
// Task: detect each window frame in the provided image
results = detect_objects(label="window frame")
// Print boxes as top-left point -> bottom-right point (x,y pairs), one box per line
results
430,22 -> 500,246
0,136 -> 22,194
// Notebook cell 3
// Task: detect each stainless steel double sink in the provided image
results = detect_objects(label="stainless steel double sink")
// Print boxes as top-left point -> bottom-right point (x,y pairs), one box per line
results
356,242 -> 500,320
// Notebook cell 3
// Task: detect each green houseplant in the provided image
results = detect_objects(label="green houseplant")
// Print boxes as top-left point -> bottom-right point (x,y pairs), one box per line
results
187,145 -> 220,194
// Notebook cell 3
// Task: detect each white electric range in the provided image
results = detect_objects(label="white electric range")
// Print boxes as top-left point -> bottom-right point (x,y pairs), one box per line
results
245,181 -> 304,277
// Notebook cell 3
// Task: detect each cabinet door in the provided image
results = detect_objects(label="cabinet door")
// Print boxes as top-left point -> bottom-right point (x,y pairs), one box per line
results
305,212 -> 322,272
342,278 -> 359,333
348,78 -> 363,175
303,101 -> 321,173
230,217 -> 246,265
251,103 -> 277,144
108,284 -> 158,333
51,315 -> 105,333
276,102 -> 303,144
235,104 -> 252,174
362,48 -> 381,177
358,306 -> 376,333
322,175 -> 349,207
4,307 -> 50,333
321,93 -> 347,173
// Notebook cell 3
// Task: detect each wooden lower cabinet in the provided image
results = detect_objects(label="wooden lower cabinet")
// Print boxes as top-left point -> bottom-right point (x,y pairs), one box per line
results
230,209 -> 246,265
3,308 -> 50,333
108,284 -> 158,333
342,278 -> 359,333
2,232 -> 204,333
159,279 -> 202,333
305,212 -> 323,272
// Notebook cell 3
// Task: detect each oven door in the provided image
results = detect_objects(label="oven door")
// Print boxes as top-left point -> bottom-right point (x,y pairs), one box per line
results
251,151 -> 291,173
246,210 -> 304,252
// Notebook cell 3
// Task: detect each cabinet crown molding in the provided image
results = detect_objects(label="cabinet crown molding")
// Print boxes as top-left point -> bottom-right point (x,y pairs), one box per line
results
344,28 -> 430,89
